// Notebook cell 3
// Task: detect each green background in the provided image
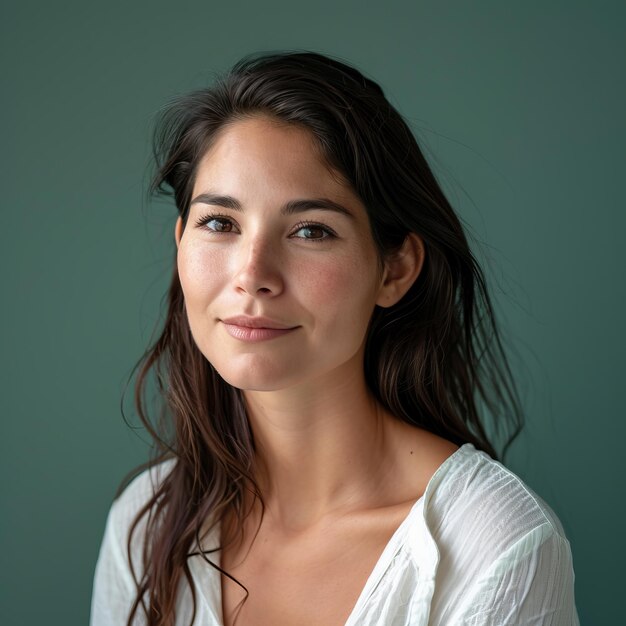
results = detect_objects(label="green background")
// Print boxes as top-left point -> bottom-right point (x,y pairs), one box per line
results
2,1 -> 623,624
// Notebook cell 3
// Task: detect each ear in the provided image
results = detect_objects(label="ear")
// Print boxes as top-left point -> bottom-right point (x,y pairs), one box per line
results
375,232 -> 425,308
175,216 -> 183,248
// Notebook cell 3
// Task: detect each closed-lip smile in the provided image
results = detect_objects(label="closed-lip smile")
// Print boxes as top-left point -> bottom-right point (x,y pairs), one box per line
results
221,316 -> 300,343
221,315 -> 298,330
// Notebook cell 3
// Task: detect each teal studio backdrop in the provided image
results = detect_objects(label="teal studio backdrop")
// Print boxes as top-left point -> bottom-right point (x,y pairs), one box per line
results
2,1 -> 623,624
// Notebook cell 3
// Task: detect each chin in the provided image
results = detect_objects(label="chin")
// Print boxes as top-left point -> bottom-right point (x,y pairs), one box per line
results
216,373 -> 295,393
211,358 -> 302,392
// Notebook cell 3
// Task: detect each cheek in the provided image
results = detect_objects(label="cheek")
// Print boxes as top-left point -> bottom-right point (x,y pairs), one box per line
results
299,258 -> 345,295
177,244 -> 223,302
300,250 -> 380,323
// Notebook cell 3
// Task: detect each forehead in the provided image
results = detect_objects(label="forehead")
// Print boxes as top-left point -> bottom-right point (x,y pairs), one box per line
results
192,115 -> 355,201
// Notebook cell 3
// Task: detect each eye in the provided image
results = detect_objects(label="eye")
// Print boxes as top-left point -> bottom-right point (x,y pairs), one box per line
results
291,221 -> 337,242
194,213 -> 238,233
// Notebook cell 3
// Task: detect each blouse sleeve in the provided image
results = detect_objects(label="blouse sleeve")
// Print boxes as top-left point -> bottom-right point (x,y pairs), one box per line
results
447,522 -> 579,625
90,461 -> 175,625
89,498 -> 144,626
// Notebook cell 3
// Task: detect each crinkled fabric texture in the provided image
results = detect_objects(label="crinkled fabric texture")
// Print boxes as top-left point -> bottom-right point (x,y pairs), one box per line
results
90,443 -> 579,625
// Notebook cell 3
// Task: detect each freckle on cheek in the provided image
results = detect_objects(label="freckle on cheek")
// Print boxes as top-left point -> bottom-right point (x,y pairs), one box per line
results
310,266 -> 347,292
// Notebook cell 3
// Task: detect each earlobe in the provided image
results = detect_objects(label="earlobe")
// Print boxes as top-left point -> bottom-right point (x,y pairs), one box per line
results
376,232 -> 425,308
175,216 -> 183,248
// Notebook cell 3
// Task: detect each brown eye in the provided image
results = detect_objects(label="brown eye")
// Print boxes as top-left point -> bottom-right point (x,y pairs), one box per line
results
297,226 -> 324,239
195,214 -> 237,233
292,221 -> 336,242
210,218 -> 234,232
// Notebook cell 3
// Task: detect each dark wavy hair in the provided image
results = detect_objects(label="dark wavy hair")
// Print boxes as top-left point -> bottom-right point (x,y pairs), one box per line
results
118,49 -> 524,625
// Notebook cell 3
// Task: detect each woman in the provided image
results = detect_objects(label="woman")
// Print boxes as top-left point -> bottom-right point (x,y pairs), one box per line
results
90,50 -> 579,625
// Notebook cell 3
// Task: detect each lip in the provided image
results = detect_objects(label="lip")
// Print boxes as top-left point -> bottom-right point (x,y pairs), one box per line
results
221,315 -> 297,330
220,315 -> 300,343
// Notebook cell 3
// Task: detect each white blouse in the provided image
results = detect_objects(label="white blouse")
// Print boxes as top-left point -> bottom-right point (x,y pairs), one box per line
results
90,443 -> 579,625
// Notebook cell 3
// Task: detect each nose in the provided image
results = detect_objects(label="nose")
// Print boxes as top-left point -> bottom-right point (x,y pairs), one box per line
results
233,237 -> 284,297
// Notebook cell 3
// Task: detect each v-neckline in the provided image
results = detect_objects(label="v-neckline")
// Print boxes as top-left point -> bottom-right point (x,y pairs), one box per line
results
191,443 -> 470,625
345,443 -> 472,623
344,444 -> 472,623
341,494 -> 426,625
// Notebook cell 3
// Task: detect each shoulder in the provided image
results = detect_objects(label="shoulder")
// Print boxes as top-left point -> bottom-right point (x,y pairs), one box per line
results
421,445 -> 579,624
114,457 -> 178,509
91,458 -> 178,624
100,458 -> 178,575
424,443 -> 568,542
109,457 -> 178,530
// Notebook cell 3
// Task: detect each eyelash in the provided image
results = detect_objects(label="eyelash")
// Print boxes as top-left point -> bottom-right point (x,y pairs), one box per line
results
193,213 -> 337,242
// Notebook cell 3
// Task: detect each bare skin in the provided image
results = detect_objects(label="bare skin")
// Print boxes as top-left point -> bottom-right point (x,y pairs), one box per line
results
219,425 -> 458,626
173,115 -> 459,625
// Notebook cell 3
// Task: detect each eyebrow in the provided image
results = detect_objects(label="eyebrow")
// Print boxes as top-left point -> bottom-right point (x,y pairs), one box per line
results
189,192 -> 355,219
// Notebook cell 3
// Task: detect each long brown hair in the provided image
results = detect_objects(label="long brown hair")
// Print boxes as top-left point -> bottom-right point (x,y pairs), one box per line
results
118,49 -> 524,625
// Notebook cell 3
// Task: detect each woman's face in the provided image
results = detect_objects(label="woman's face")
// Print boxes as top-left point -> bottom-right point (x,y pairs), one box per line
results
175,115 -> 390,392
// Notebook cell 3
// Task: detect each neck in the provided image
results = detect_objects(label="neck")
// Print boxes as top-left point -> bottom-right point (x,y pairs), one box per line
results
241,357 -> 399,533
